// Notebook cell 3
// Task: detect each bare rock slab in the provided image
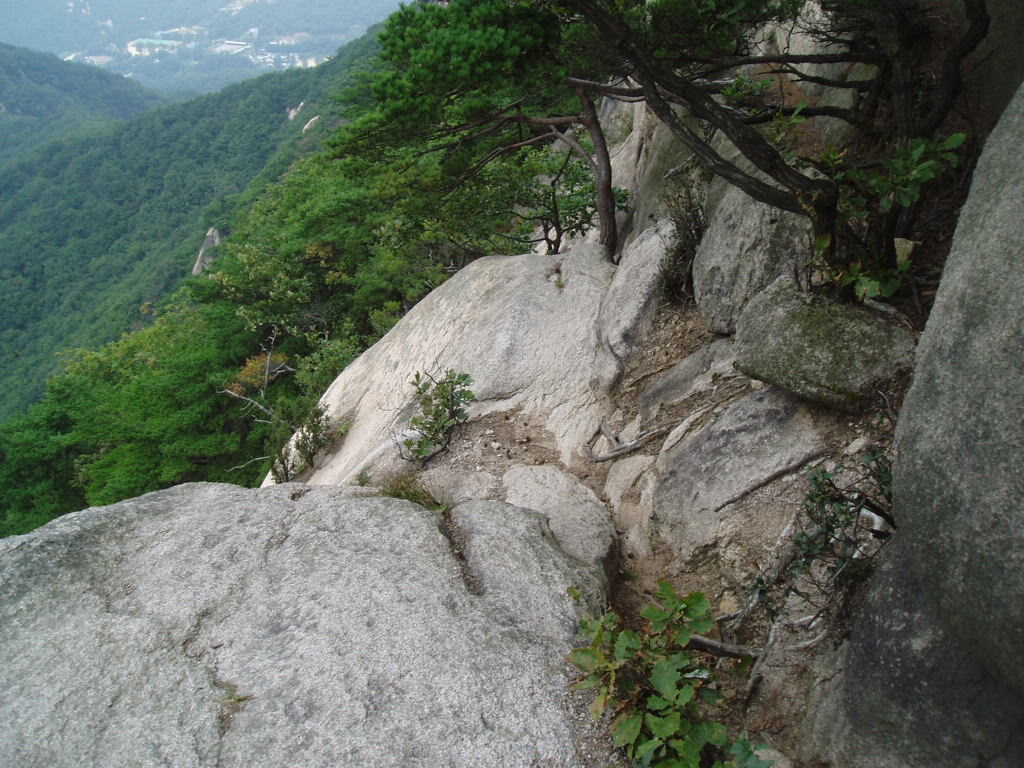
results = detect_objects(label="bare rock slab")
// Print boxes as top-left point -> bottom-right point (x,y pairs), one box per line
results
296,245 -> 616,485
653,388 -> 825,561
638,338 -> 738,425
502,465 -> 616,578
735,277 -> 915,410
594,219 -> 675,390
0,483 -> 607,768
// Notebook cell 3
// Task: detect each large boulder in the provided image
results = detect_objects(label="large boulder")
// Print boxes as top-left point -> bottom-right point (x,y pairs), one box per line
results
692,180 -> 811,334
594,219 -> 676,389
810,82 -> 1024,767
735,277 -> 915,410
502,464 -> 616,576
0,483 -> 608,768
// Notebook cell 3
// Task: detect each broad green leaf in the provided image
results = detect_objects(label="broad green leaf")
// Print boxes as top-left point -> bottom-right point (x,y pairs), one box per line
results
567,646 -> 603,671
690,720 -> 729,747
647,694 -> 673,712
943,132 -> 966,149
642,604 -> 672,630
675,683 -> 696,706
651,657 -> 682,699
668,736 -> 703,767
699,686 -> 723,706
611,711 -> 643,747
727,739 -> 775,768
591,687 -> 609,719
635,736 -> 664,760
569,675 -> 601,691
646,710 -> 682,739
614,629 -> 642,660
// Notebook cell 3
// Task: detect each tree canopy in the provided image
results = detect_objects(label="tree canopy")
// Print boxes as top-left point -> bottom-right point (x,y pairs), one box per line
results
349,0 -> 988,271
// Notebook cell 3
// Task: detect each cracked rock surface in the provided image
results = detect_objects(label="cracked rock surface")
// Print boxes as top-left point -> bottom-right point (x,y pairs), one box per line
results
0,482 -> 607,768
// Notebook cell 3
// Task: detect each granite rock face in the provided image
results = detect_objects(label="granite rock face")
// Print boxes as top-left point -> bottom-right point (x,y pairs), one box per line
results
810,81 -> 1024,768
292,245 -> 619,484
692,180 -> 811,334
0,483 -> 607,768
594,219 -> 675,390
653,387 -> 825,561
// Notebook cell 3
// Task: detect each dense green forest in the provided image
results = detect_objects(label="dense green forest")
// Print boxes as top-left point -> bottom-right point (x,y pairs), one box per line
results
0,0 -> 983,542
0,30 -> 382,421
0,43 -> 168,164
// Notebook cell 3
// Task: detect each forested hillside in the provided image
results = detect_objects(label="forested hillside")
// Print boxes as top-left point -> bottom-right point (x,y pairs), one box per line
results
0,30 -> 380,421
0,43 -> 167,165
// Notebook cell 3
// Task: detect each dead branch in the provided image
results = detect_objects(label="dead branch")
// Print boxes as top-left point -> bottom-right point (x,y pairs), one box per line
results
689,633 -> 759,659
585,423 -> 675,462
228,455 -> 270,472
712,449 -> 831,514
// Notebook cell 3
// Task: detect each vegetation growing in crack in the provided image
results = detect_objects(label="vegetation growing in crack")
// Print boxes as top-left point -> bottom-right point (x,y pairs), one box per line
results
752,450 -> 893,619
378,472 -> 446,510
570,581 -> 770,768
721,449 -> 895,647
400,370 -> 475,465
660,173 -> 707,304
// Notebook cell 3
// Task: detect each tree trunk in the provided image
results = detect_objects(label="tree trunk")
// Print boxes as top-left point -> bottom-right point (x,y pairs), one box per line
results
576,88 -> 618,259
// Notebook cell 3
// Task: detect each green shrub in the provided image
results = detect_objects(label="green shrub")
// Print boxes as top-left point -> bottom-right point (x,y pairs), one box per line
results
749,450 -> 894,621
270,404 -> 346,483
569,580 -> 770,768
401,369 -> 474,464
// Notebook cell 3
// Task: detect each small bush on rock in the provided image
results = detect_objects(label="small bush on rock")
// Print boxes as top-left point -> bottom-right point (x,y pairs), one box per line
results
746,450 -> 895,624
401,370 -> 474,464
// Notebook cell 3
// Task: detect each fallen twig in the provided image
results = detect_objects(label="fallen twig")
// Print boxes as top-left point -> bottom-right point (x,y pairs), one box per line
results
689,633 -> 759,659
711,449 -> 830,514
585,423 -> 674,462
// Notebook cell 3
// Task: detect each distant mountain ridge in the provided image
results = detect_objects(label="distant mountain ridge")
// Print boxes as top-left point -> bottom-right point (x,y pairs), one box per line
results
0,29 -> 381,420
0,0 -> 400,93
0,42 -> 167,165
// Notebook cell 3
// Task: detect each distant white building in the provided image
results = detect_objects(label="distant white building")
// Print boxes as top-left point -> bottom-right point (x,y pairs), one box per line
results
126,39 -> 184,57
210,40 -> 252,55
155,26 -> 207,39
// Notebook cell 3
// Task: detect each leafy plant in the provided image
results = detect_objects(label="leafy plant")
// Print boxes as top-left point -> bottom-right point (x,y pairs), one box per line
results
843,134 -> 966,218
812,134 -> 966,298
721,73 -> 772,105
568,581 -> 769,768
401,370 -> 475,464
749,450 -> 894,621
833,256 -> 912,300
269,403 -> 345,484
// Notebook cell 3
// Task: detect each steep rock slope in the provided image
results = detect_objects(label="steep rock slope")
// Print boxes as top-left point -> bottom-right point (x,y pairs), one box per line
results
0,483 -> 607,768
3,64 -> 1021,768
